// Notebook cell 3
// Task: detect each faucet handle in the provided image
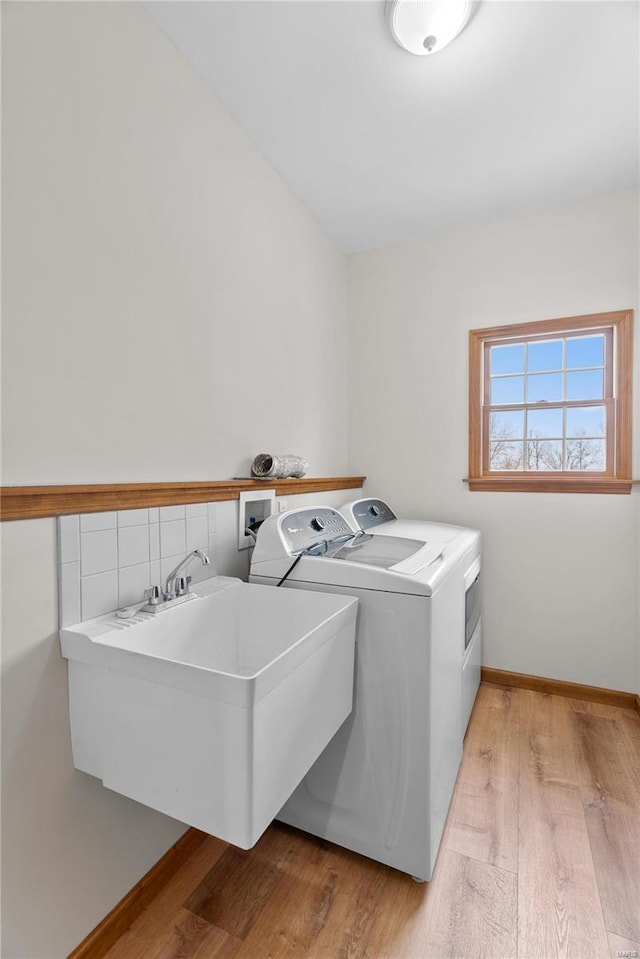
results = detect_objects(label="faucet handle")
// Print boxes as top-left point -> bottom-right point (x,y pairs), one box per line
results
175,576 -> 191,597
144,585 -> 162,606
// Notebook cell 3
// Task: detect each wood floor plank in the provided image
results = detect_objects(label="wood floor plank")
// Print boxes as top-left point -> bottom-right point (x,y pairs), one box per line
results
233,835 -> 339,958
104,908 -> 240,959
343,871 -> 429,959
420,849 -> 516,959
157,910 -> 240,959
102,929 -> 153,959
184,825 -> 302,940
310,845 -> 405,959
517,690 -> 610,959
103,839 -> 231,959
446,683 -> 519,873
568,700 -> 640,943
607,930 -> 640,959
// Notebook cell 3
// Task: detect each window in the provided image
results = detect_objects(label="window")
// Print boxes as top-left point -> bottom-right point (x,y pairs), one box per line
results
468,311 -> 633,493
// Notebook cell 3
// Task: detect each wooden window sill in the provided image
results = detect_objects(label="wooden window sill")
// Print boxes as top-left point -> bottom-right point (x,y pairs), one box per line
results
0,476 -> 367,521
466,476 -> 633,494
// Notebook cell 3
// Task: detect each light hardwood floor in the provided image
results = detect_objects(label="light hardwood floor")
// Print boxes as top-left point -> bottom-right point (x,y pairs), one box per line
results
102,684 -> 640,959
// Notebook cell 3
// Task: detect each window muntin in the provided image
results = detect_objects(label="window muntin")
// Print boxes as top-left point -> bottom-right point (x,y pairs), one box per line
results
484,328 -> 611,474
468,311 -> 633,493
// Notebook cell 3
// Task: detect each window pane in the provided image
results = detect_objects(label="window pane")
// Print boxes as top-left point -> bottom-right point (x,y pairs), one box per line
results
527,372 -> 562,403
566,406 -> 605,438
566,335 -> 604,369
566,369 -> 604,400
491,376 -> 524,405
491,344 -> 525,375
527,408 -> 563,438
490,410 -> 524,439
489,441 -> 523,471
527,339 -> 562,373
565,438 -> 605,471
526,439 -> 563,470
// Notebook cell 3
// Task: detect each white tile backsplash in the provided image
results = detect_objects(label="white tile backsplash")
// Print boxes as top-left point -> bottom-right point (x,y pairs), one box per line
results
117,508 -> 149,527
160,520 -> 186,558
118,524 -> 150,568
58,515 -> 80,564
159,505 -> 185,521
58,501 -> 219,626
208,533 -> 218,568
118,563 -> 152,607
149,559 -> 161,587
149,523 -> 160,561
59,562 -> 81,628
80,529 -> 118,577
186,516 -> 208,553
81,570 -> 118,620
197,535 -> 216,580
186,503 -> 207,518
160,553 -> 185,585
80,512 -> 117,532
213,499 -> 246,580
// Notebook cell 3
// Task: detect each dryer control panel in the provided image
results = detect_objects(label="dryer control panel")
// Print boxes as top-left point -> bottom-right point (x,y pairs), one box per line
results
280,508 -> 353,554
349,498 -> 397,530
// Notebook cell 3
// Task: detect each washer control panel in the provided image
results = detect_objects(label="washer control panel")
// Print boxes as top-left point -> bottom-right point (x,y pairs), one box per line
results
350,498 -> 397,530
281,508 -> 353,554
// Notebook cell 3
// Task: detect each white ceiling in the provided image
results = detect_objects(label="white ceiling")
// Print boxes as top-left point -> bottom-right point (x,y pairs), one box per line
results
146,1 -> 639,253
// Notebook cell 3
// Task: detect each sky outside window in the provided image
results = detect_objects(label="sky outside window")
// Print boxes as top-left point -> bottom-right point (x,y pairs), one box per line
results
566,335 -> 604,368
527,372 -> 563,402
566,369 -> 604,400
487,331 -> 607,472
490,343 -> 524,375
527,339 -> 562,372
491,376 -> 524,405
527,407 -> 563,437
566,406 -> 605,437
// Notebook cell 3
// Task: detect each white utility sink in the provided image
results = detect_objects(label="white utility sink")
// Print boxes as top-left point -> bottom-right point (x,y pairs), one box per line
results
60,577 -> 357,848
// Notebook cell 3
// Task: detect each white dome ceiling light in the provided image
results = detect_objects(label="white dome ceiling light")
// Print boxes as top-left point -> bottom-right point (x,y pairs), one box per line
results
387,0 -> 475,56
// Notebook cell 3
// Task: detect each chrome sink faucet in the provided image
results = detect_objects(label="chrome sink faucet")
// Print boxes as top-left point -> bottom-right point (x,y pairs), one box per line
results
164,549 -> 210,600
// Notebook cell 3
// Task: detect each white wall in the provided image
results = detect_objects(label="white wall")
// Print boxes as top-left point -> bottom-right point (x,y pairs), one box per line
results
348,190 -> 639,693
1,3 -> 350,957
1,2 -> 348,485
1,518 -> 187,958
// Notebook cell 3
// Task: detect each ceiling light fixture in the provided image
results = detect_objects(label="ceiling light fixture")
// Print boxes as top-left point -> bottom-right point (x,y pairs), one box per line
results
387,0 -> 475,56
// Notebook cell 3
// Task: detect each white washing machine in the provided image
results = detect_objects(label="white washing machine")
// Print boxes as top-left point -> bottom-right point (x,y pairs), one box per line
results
250,505 -> 480,881
340,498 -> 482,733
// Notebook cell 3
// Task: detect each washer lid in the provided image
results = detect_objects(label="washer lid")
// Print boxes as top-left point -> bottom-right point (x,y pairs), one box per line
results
331,534 -> 432,573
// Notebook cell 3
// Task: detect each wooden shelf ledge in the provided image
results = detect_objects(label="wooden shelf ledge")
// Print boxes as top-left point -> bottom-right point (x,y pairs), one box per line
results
0,476 -> 366,522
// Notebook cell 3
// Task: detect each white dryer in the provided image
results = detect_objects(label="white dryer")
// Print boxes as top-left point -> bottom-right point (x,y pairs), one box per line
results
340,498 -> 482,733
250,506 -> 480,881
